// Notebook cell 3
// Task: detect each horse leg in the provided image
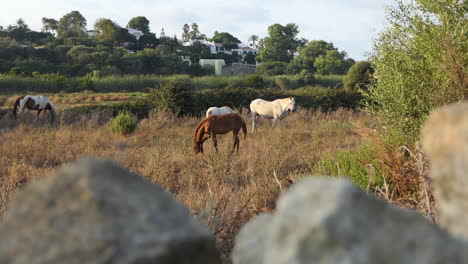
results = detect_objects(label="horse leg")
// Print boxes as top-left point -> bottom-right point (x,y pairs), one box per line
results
232,131 -> 240,154
272,118 -> 279,128
212,134 -> 218,152
251,112 -> 257,133
37,109 -> 43,117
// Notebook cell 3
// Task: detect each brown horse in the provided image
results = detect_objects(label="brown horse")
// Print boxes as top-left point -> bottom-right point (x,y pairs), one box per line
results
13,95 -> 56,123
193,113 -> 247,154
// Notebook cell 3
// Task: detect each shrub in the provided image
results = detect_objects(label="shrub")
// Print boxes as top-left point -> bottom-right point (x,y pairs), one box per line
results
109,112 -> 138,135
145,78 -> 196,116
255,61 -> 287,75
275,76 -> 292,90
343,61 -> 373,91
367,0 -> 466,144
245,74 -> 265,89
296,70 -> 315,87
314,142 -> 385,189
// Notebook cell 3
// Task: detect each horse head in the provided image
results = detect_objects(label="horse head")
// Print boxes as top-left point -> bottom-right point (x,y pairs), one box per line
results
193,142 -> 203,154
288,97 -> 297,112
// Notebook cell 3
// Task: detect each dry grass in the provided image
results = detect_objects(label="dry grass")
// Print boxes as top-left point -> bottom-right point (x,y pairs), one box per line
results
0,108 -> 367,260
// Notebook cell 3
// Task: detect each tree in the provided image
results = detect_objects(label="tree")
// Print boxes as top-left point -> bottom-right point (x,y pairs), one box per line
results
343,61 -> 374,91
182,24 -> 190,41
211,32 -> 241,49
244,51 -> 256,64
188,23 -> 205,40
256,23 -> 300,63
94,18 -> 135,43
127,16 -> 150,34
248,35 -> 259,46
313,50 -> 348,75
367,0 -> 467,143
7,19 -> 31,42
160,28 -> 166,38
57,11 -> 87,38
41,18 -> 58,34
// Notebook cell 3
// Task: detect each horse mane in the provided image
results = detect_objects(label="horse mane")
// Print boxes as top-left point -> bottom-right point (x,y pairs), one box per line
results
194,118 -> 209,144
12,96 -> 26,118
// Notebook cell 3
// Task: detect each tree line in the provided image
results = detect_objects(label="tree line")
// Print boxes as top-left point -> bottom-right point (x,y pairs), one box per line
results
0,10 -> 356,78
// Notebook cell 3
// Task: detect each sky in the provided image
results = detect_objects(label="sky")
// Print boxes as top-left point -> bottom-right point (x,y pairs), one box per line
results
1,0 -> 395,61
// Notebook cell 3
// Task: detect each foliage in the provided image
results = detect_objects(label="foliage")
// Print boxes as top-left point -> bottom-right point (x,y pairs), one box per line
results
314,50 -> 350,75
343,61 -> 374,91
127,16 -> 150,34
245,74 -> 265,89
275,76 -> 293,90
211,32 -> 241,49
257,23 -> 300,63
57,11 -> 87,38
291,40 -> 353,75
314,142 -> 385,189
243,52 -> 256,64
255,61 -> 287,75
367,0 -> 467,144
145,78 -> 196,115
296,70 -> 315,86
109,112 -> 138,135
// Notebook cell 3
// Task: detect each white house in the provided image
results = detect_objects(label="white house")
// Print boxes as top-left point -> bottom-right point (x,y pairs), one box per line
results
126,28 -> 144,40
231,45 -> 260,56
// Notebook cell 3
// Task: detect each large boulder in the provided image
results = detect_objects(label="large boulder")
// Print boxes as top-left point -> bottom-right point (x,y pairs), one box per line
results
423,102 -> 468,238
0,158 -> 221,264
233,178 -> 468,264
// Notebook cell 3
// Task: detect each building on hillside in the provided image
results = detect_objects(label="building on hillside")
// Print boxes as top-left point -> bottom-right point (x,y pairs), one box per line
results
231,45 -> 260,56
86,30 -> 98,38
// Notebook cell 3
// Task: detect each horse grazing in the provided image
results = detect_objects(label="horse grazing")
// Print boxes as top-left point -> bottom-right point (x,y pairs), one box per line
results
13,95 -> 56,123
193,113 -> 247,154
250,97 -> 297,133
205,106 -> 234,118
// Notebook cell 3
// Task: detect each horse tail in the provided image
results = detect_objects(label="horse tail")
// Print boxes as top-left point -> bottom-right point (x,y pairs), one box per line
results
12,96 -> 24,119
241,117 -> 247,140
48,103 -> 56,123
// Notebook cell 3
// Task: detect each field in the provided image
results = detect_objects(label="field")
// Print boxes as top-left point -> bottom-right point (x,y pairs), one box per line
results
0,107 -> 370,259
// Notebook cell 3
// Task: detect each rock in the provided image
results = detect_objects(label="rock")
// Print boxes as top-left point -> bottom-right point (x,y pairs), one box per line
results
233,178 -> 468,264
423,102 -> 468,238
232,213 -> 273,264
0,157 -> 221,264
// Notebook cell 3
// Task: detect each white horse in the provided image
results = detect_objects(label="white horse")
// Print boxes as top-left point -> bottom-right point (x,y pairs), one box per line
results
13,95 -> 56,123
205,106 -> 234,118
250,97 -> 296,132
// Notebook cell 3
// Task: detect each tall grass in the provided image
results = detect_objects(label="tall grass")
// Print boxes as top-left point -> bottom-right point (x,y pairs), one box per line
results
0,73 -> 344,94
0,108 -> 366,261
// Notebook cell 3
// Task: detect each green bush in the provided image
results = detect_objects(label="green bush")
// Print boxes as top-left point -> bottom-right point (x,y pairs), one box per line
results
109,112 -> 138,135
255,61 -> 288,75
275,76 -> 293,90
343,61 -> 373,91
245,74 -> 265,89
145,78 -> 196,116
314,142 -> 385,189
367,0 -> 465,144
296,70 -> 315,87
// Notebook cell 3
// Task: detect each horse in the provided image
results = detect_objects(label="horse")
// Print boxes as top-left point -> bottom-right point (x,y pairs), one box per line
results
205,106 -> 234,118
193,113 -> 247,154
13,95 -> 56,123
250,97 -> 297,133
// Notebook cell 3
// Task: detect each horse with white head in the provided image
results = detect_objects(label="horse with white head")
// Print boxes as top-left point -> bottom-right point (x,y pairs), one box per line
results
250,97 -> 296,133
13,95 -> 56,123
206,106 -> 234,118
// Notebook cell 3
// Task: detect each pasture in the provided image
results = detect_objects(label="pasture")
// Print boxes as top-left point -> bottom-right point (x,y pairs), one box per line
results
0,107 -> 368,258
